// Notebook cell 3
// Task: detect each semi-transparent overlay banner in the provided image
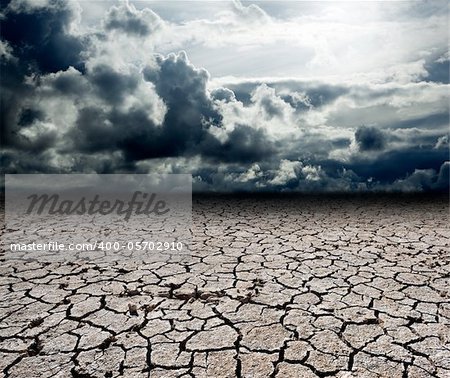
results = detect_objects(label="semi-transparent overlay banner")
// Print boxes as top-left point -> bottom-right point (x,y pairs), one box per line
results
3,174 -> 192,262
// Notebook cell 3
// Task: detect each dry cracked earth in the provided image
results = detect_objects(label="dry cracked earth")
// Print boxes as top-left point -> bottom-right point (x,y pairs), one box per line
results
0,194 -> 449,378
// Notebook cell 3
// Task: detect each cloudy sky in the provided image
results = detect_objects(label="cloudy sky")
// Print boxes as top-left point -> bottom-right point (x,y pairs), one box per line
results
1,0 -> 449,192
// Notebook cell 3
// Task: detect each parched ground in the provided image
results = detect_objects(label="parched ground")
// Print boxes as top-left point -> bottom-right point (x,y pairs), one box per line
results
0,195 -> 449,378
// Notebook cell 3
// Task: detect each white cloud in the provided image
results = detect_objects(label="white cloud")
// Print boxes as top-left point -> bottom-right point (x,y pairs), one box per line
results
236,163 -> 263,183
269,159 -> 302,185
103,1 -> 162,37
435,135 -> 449,149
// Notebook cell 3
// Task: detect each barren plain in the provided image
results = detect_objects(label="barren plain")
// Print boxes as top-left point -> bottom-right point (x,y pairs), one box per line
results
1,195 -> 449,377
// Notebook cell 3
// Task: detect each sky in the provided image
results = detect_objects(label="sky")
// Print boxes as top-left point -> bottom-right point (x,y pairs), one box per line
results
0,0 -> 449,192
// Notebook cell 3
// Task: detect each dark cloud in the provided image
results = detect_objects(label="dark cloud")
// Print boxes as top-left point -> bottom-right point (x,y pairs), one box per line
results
402,1 -> 449,20
388,161 -> 450,192
145,52 -> 211,111
331,138 -> 351,149
0,0 -> 85,152
424,57 -> 449,84
342,146 -> 448,183
91,64 -> 139,105
0,150 -> 57,174
108,108 -> 171,161
279,93 -> 312,112
436,161 -> 449,190
142,52 -> 222,158
0,0 -> 85,74
355,126 -> 386,151
0,2 -> 448,193
202,125 -> 275,163
49,67 -> 88,95
70,106 -> 121,154
67,52 -> 273,165
296,83 -> 348,108
17,108 -> 44,126
0,66 -> 34,150
393,112 -> 449,130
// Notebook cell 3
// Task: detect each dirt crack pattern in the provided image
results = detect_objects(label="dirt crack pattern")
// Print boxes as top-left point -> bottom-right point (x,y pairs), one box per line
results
0,195 -> 449,377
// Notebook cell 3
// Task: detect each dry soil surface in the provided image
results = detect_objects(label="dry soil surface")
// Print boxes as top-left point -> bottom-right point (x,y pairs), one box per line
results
1,195 -> 449,378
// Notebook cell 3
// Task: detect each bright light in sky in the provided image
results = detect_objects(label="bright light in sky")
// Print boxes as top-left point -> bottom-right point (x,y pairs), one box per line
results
78,0 -> 448,81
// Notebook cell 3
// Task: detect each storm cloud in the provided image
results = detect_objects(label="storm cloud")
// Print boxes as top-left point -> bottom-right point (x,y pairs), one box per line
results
355,126 -> 386,151
0,0 -> 448,192
0,0 -> 85,74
